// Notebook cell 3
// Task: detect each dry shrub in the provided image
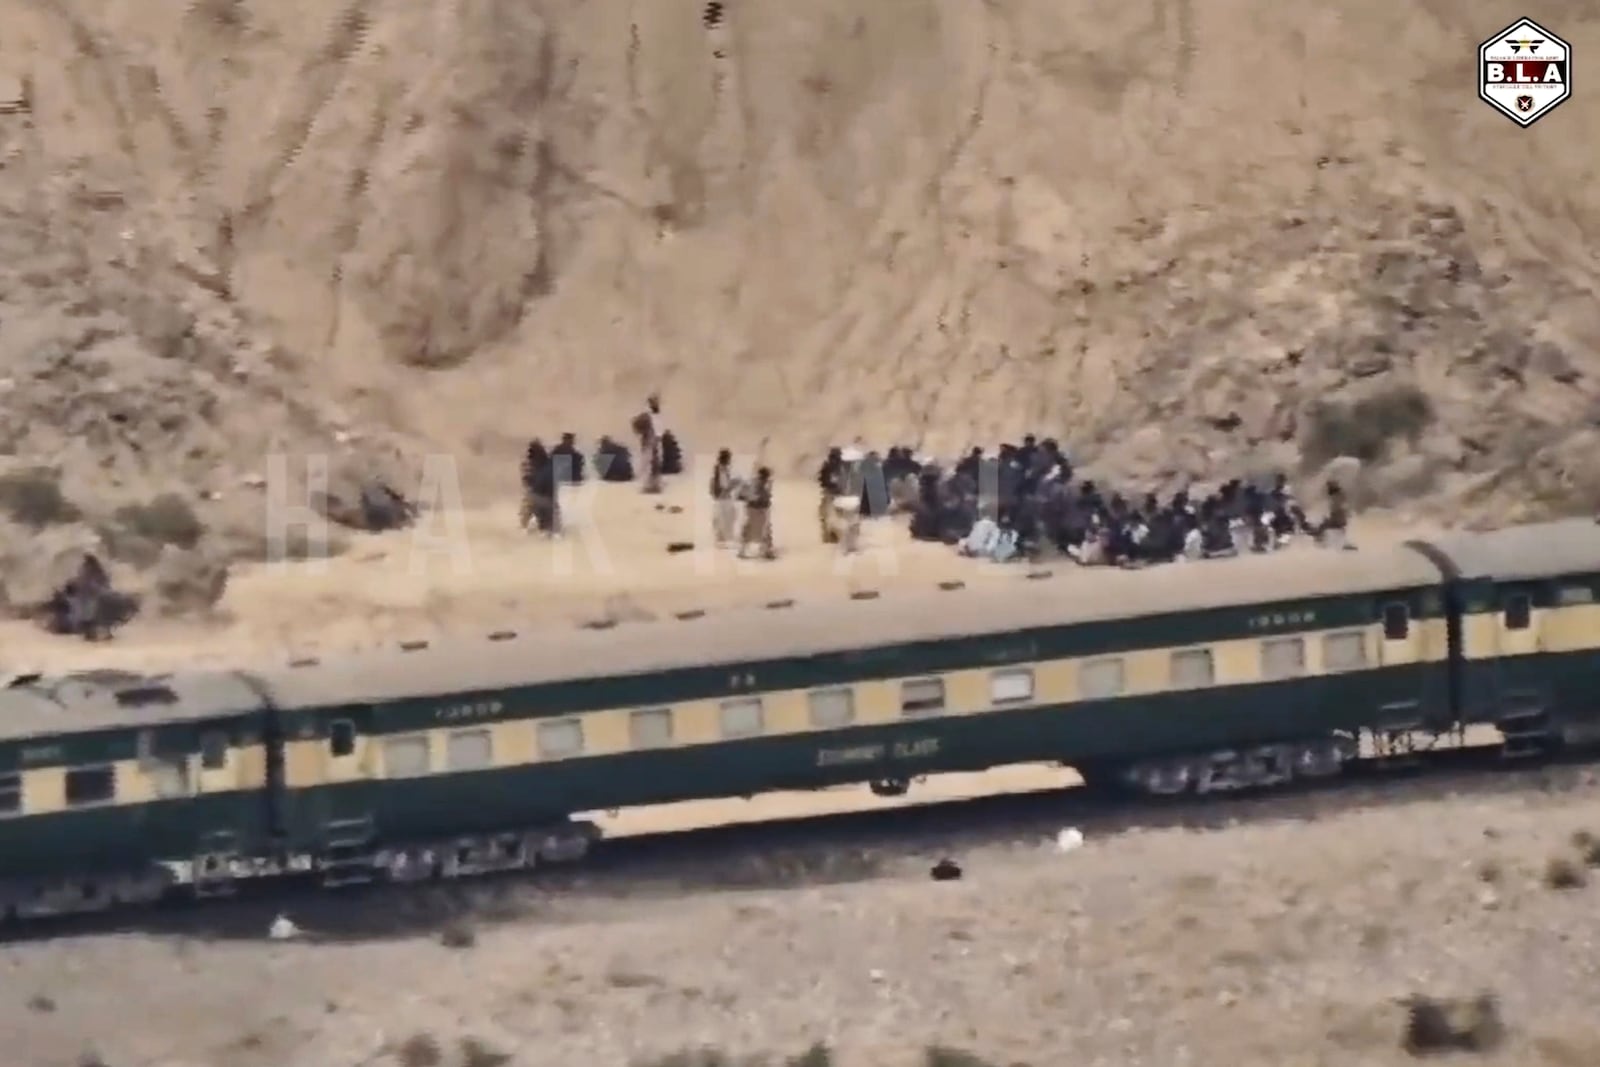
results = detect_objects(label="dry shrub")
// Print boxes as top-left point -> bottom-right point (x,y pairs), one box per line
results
438,921 -> 477,949
635,1052 -> 745,1067
460,1036 -> 512,1067
633,1049 -> 832,1067
788,1046 -> 833,1067
1302,383 -> 1434,467
1572,831 -> 1600,868
110,493 -> 204,549
1402,993 -> 1504,1055
396,1032 -> 442,1067
0,468 -> 81,528
1545,856 -> 1587,890
925,1049 -> 1010,1067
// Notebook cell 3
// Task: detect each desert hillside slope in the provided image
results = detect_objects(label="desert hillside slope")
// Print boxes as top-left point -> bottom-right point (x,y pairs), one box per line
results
0,0 -> 1597,609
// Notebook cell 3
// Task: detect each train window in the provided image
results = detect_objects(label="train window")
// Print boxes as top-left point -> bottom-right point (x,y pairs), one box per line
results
1382,603 -> 1410,641
447,729 -> 493,771
629,708 -> 674,749
719,697 -> 765,739
1261,637 -> 1306,680
900,678 -> 946,717
329,719 -> 357,758
1170,649 -> 1215,688
1080,658 -> 1125,700
145,754 -> 190,799
1503,594 -> 1532,630
200,731 -> 228,770
990,668 -> 1035,705
537,719 -> 585,758
807,688 -> 856,730
383,735 -> 431,778
0,773 -> 18,815
1558,585 -> 1595,605
1323,631 -> 1369,672
65,765 -> 115,807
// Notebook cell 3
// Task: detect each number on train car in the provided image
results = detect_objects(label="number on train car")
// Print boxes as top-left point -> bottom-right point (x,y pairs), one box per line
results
436,700 -> 505,722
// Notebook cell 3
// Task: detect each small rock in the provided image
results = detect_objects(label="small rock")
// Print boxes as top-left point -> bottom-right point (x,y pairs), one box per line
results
1055,827 -> 1085,853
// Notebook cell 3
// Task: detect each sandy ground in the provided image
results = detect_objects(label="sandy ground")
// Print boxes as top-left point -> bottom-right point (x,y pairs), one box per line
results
0,473 -> 1438,674
8,772 -> 1600,1067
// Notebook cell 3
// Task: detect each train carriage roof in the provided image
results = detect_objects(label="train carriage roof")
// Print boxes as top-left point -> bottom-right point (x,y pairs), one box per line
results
1420,518 -> 1600,583
255,542 -> 1443,712
0,669 -> 266,742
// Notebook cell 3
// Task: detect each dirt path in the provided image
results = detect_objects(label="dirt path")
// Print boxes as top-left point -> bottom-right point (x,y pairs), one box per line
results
5,772 -> 1600,1067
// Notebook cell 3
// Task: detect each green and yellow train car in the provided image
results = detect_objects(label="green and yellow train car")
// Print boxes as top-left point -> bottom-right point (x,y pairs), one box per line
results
0,670 -> 277,917
247,535 -> 1451,879
1421,519 -> 1600,753
0,517 -> 1596,913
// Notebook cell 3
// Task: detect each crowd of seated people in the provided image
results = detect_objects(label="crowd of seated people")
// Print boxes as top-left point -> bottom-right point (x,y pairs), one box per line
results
827,434 -> 1348,567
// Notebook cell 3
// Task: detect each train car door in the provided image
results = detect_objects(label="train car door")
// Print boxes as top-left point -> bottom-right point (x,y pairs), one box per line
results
1487,582 -> 1547,735
1377,598 -> 1420,666
192,724 -> 251,886
1376,591 -> 1449,730
311,709 -> 379,884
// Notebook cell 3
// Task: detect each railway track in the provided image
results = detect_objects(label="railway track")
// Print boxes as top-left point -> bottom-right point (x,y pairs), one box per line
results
4,739 -> 1595,946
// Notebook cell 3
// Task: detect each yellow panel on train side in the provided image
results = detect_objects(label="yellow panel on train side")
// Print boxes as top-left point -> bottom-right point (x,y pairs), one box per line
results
488,719 -> 536,769
579,708 -> 633,756
23,767 -> 66,815
1543,603 -> 1600,654
1211,638 -> 1262,686
1122,649 -> 1170,696
853,680 -> 901,727
942,668 -> 993,716
1460,613 -> 1499,661
1033,659 -> 1077,704
761,689 -> 812,736
672,700 -> 723,745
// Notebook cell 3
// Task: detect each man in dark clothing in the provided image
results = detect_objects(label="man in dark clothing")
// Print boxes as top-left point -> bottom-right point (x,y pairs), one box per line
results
636,394 -> 665,494
817,447 -> 844,543
710,448 -> 738,546
551,432 -> 585,484
520,439 -> 559,534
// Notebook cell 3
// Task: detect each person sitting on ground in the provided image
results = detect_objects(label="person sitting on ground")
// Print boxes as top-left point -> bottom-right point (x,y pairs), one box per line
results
594,435 -> 635,482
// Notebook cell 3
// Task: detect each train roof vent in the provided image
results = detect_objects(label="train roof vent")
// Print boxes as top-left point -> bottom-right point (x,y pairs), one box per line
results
850,590 -> 880,601
488,630 -> 516,642
1025,569 -> 1053,580
765,599 -> 794,610
674,609 -> 706,621
114,684 -> 179,708
289,656 -> 320,668
582,619 -> 617,631
398,640 -> 429,652
937,580 -> 965,591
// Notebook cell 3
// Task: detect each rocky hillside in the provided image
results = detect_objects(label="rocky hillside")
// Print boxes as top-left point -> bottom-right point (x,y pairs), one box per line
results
0,0 -> 1598,613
